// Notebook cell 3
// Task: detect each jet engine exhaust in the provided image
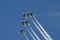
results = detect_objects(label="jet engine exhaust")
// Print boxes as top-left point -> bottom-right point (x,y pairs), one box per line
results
26,28 -> 36,40
29,26 -> 40,40
32,16 -> 53,40
24,35 -> 29,40
31,18 -> 48,40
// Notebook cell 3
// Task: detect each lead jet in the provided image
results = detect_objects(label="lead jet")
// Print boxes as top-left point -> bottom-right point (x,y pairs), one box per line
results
21,21 -> 30,27
20,29 -> 26,35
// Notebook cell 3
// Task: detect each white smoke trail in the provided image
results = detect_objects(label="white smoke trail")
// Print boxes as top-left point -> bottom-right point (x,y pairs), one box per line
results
26,28 -> 36,40
33,16 -> 53,40
24,35 -> 29,40
29,26 -> 40,40
31,18 -> 48,40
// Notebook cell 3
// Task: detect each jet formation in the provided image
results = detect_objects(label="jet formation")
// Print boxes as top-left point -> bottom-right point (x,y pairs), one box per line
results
23,12 -> 34,19
20,11 -> 53,40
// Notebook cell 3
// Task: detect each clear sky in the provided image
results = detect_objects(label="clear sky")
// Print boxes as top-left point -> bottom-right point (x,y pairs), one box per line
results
0,0 -> 60,40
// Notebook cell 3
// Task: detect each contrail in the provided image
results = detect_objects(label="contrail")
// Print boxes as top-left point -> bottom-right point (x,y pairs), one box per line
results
31,18 -> 48,40
29,26 -> 40,40
24,35 -> 29,40
33,16 -> 53,40
26,28 -> 36,40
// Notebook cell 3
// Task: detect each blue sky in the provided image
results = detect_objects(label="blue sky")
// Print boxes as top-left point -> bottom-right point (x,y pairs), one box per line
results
0,0 -> 60,40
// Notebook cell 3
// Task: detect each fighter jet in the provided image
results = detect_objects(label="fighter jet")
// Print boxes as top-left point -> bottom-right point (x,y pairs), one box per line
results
21,21 -> 30,26
23,13 -> 28,19
20,29 -> 26,35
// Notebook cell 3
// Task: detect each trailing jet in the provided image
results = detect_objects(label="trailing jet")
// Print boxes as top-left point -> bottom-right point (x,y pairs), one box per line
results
20,29 -> 26,35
